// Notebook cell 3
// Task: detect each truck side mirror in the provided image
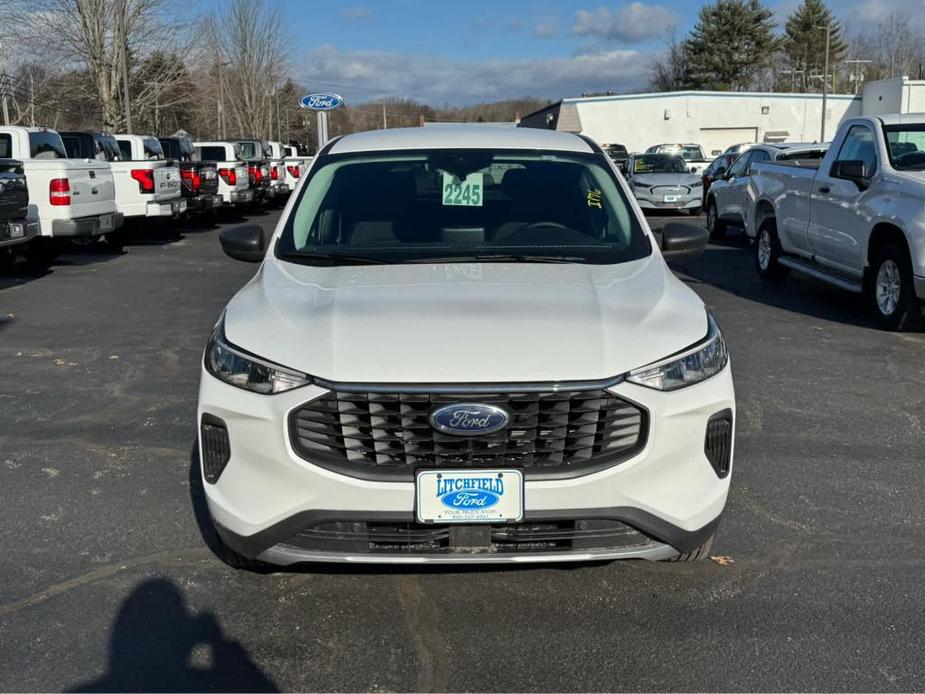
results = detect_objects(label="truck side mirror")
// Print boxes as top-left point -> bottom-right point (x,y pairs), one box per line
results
220,225 -> 266,262
832,160 -> 870,190
661,222 -> 708,260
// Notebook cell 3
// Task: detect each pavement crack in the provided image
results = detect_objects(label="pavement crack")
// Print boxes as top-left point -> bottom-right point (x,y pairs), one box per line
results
0,547 -> 211,618
393,574 -> 450,693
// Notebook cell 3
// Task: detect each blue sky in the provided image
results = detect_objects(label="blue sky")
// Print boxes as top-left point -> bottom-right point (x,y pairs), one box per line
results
256,0 -> 917,105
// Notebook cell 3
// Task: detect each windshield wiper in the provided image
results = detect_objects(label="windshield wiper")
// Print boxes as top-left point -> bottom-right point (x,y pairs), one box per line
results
403,254 -> 589,264
280,250 -> 388,265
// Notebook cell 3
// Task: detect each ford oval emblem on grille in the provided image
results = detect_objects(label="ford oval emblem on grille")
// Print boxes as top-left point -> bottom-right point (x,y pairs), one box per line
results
429,403 -> 509,436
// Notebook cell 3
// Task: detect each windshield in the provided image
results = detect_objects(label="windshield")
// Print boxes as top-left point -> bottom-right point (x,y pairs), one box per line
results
883,124 -> 925,171
276,149 -> 650,266
632,154 -> 689,174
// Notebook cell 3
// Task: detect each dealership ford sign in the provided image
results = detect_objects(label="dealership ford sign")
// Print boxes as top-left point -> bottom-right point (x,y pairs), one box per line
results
299,93 -> 345,111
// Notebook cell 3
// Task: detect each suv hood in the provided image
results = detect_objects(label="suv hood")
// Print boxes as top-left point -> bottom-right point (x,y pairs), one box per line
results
223,255 -> 708,384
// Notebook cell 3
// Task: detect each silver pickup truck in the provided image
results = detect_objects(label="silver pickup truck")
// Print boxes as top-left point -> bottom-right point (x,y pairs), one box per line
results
746,114 -> 925,330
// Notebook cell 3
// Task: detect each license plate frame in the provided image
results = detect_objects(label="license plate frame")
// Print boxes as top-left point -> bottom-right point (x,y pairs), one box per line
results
663,194 -> 680,203
415,469 -> 524,524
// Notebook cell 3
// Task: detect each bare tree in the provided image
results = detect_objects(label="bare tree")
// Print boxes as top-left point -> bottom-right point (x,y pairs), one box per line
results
4,0 -> 198,131
209,0 -> 289,140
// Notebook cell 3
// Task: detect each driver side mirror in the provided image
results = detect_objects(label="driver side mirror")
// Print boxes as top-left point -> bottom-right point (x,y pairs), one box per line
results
832,159 -> 870,190
661,222 -> 708,261
220,224 -> 266,262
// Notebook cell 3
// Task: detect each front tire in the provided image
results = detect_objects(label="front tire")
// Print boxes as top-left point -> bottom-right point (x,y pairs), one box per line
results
866,244 -> 923,331
755,219 -> 789,282
706,200 -> 726,238
666,530 -> 716,562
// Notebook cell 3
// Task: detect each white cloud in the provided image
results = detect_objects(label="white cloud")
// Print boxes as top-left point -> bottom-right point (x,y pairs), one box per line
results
534,18 -> 558,38
573,3 -> 677,42
300,44 -> 653,104
841,0 -> 925,30
340,6 -> 371,23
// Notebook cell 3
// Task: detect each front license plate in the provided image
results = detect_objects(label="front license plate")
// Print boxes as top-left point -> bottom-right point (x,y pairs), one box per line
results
99,215 -> 112,232
416,469 -> 523,523
663,194 -> 680,203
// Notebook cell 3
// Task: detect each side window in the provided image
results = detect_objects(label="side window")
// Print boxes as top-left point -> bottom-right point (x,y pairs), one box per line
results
117,140 -> 132,160
745,149 -> 769,174
729,152 -> 751,177
834,125 -> 877,177
29,132 -> 67,159
0,134 -> 11,158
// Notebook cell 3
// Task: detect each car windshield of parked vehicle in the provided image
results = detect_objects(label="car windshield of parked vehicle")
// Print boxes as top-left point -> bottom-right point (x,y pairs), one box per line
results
676,145 -> 705,161
633,154 -> 688,174
884,124 -> 925,170
277,149 -> 651,266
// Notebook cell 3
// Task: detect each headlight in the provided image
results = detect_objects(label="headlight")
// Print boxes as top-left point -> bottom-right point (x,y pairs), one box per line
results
204,318 -> 311,394
627,313 -> 728,391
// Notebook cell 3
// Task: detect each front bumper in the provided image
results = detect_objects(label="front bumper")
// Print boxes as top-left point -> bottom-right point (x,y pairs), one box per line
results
198,365 -> 735,565
50,212 -> 124,238
635,194 -> 702,211
145,198 -> 187,217
0,219 -> 39,248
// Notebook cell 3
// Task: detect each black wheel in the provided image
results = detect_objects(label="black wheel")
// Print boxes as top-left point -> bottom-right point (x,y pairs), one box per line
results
755,219 -> 789,282
706,200 -> 726,238
103,232 -> 125,253
665,531 -> 716,562
0,249 -> 16,272
866,243 -> 923,331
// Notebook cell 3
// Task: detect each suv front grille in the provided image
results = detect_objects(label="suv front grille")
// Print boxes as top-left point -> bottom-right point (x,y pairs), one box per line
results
289,388 -> 647,480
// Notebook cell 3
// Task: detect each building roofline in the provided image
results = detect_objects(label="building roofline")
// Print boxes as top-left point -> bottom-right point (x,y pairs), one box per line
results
563,90 -> 861,104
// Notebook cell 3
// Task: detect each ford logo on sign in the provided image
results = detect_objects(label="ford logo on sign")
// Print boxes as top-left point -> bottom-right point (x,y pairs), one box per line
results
437,476 -> 504,510
299,93 -> 345,111
429,404 -> 509,436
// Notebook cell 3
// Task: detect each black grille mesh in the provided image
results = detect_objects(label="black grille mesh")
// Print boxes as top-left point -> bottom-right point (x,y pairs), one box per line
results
200,415 -> 231,484
705,410 -> 733,478
289,389 -> 646,479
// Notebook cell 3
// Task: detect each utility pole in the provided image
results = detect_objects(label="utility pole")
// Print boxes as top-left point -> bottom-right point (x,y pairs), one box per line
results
276,87 -> 281,142
382,102 -> 387,129
217,59 -> 227,140
0,42 -> 9,125
844,58 -> 872,95
119,0 -> 132,133
819,22 -> 838,143
29,70 -> 35,126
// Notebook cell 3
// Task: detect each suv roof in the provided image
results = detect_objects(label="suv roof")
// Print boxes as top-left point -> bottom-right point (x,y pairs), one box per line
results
329,125 -> 592,155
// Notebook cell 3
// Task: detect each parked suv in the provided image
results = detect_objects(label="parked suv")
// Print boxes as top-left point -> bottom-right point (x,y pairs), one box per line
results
199,126 -> 734,568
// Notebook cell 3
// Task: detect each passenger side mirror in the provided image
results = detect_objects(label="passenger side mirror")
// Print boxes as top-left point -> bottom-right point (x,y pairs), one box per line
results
660,222 -> 709,260
832,159 -> 870,190
220,224 -> 266,262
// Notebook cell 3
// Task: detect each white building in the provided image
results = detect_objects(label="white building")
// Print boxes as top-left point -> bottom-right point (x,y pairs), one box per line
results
519,77 -> 925,155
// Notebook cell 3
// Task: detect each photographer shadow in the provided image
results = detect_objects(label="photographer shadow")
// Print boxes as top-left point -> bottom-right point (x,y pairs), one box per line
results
70,578 -> 277,693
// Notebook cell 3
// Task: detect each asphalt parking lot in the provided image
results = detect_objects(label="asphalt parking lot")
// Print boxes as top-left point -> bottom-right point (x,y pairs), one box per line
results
1,209 -> 924,692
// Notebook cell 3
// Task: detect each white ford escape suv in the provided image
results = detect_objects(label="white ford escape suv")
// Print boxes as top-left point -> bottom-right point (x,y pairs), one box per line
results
198,126 -> 735,568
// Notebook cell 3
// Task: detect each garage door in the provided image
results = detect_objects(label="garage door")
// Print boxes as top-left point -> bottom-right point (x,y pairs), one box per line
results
699,128 -> 758,157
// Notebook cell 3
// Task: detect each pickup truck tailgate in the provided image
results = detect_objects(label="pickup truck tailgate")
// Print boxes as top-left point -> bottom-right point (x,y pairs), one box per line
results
67,160 -> 116,217
152,164 -> 181,201
0,162 -> 28,221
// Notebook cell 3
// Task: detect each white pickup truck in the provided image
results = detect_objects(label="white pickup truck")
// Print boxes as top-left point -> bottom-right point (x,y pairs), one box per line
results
113,134 -> 185,219
746,114 -> 925,330
283,145 -> 309,189
193,142 -> 253,207
266,141 -> 291,198
0,126 -> 122,252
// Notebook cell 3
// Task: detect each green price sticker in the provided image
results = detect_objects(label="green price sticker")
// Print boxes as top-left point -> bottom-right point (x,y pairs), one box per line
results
442,172 -> 483,207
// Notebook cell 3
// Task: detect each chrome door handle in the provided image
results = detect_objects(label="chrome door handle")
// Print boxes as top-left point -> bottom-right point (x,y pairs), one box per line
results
818,186 -> 830,194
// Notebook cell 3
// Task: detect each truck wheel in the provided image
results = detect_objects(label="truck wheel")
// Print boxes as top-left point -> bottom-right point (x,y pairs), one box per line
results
103,232 -> 125,253
706,200 -> 726,238
665,530 -> 715,562
755,220 -> 788,282
0,249 -> 16,272
866,244 -> 923,331
22,239 -> 59,267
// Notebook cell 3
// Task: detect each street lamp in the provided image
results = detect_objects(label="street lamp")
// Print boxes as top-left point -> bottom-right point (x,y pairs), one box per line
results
819,22 -> 840,142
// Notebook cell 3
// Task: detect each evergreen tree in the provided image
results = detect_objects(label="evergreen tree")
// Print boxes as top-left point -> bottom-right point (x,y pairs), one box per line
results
783,0 -> 846,92
683,0 -> 781,91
